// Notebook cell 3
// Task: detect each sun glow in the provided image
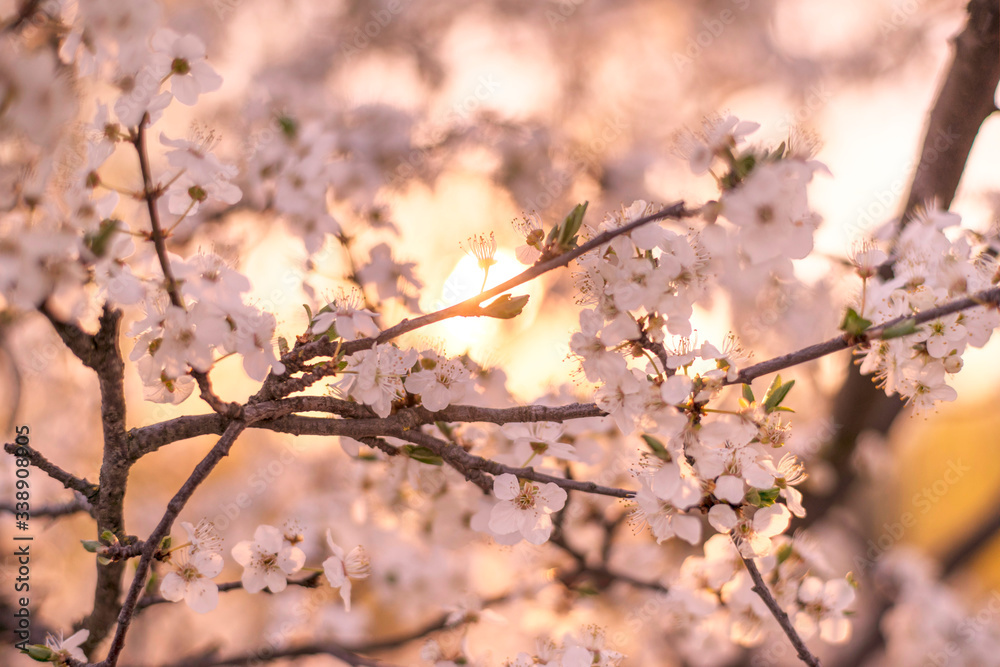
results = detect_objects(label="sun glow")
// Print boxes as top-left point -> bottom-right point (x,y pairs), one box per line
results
422,248 -> 539,354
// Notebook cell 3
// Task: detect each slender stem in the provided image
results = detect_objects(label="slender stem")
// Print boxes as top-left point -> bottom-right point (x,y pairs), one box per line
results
98,421 -> 248,667
735,536 -> 821,667
731,286 -> 1000,386
132,118 -> 183,310
252,202 -> 692,401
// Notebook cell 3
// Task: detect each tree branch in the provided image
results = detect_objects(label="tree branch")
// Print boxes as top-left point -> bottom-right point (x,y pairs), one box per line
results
737,541 -> 820,667
3,440 -> 99,499
251,201 -> 693,402
0,496 -> 92,519
98,420 -> 248,667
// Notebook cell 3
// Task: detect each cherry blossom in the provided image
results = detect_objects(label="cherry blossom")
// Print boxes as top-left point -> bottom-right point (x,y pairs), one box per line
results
322,531 -> 372,611
231,525 -> 306,594
487,473 -> 567,545
340,344 -> 418,417
160,548 -> 224,613
708,504 -> 792,558
794,576 -> 856,643
404,351 -> 472,411
43,629 -> 89,664
150,29 -> 223,105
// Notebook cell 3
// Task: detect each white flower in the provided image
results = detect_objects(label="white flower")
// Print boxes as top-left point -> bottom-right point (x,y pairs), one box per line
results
226,306 -> 286,381
898,360 -> 957,413
160,548 -> 224,613
322,531 -> 371,611
502,421 -> 579,462
631,477 -> 702,545
231,524 -> 306,593
488,473 -> 567,545
44,629 -> 89,663
151,29 -> 223,105
707,504 -> 791,558
721,160 -> 824,264
404,354 -> 471,412
137,355 -> 195,404
311,290 -> 379,340
182,519 -> 223,556
341,344 -> 417,417
794,577 -> 855,643
676,115 -> 760,175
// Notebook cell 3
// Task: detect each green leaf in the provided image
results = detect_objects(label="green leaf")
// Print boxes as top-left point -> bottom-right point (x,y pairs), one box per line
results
641,434 -> 671,461
840,307 -> 873,336
879,319 -> 920,340
81,539 -> 102,553
763,379 -> 795,413
401,445 -> 444,466
741,384 -> 755,403
479,294 -> 530,319
85,218 -> 122,258
746,487 -> 780,507
558,201 -> 588,248
435,421 -> 454,438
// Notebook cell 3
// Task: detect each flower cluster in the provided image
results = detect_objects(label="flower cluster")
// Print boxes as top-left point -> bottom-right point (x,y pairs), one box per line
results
855,206 -> 1000,412
160,520 -> 225,613
128,252 -> 286,403
156,520 -> 372,615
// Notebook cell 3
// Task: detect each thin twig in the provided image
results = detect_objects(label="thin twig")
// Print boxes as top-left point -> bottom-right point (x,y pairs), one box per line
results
397,429 -> 635,498
0,496 -> 93,518
736,537 -> 821,667
98,420 -> 249,667
251,201 -> 693,402
3,441 -> 99,499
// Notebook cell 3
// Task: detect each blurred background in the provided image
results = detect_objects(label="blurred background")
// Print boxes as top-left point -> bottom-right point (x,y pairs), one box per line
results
3,0 -> 1000,664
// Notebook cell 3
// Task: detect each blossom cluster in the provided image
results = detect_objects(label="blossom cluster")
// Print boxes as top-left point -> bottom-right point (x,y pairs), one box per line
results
5,0 -> 999,661
854,208 -> 1000,412
159,520 -> 370,614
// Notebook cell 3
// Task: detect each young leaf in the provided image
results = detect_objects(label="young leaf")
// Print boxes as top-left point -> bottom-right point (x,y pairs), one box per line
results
401,445 -> 444,466
746,487 -> 780,507
479,294 -> 530,319
558,201 -> 588,248
879,319 -> 920,340
840,307 -> 873,337
763,379 -> 795,413
641,434 -> 671,461
742,384 -> 755,403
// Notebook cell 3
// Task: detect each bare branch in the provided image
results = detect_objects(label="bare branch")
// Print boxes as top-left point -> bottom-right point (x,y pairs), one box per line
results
397,429 -> 635,498
0,495 -> 92,519
138,643 -> 397,667
3,440 -> 98,499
